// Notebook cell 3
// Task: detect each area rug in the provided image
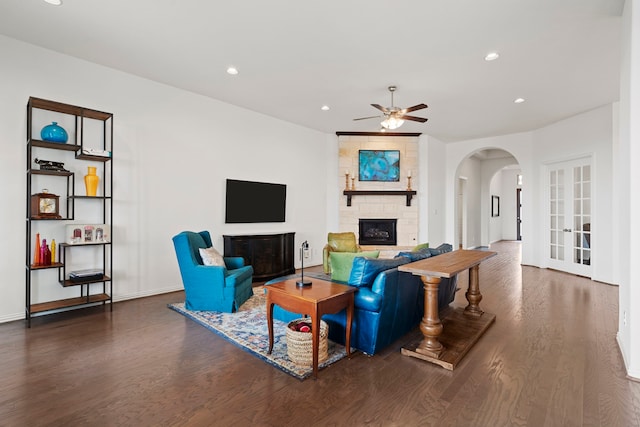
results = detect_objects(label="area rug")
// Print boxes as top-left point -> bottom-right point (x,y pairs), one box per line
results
167,287 -> 349,380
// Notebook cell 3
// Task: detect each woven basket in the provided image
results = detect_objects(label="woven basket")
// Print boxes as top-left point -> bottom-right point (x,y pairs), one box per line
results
286,318 -> 329,366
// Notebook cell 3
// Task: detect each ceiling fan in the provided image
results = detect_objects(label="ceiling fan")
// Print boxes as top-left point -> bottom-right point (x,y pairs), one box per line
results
353,86 -> 428,130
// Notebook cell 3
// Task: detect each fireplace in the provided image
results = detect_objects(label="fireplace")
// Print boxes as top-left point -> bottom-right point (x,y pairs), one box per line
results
359,219 -> 397,246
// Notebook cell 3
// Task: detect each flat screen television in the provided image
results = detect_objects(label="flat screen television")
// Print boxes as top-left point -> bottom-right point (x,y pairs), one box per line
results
225,179 -> 287,223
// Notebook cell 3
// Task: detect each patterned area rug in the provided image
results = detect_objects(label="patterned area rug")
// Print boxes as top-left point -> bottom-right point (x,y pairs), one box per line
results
167,287 -> 349,380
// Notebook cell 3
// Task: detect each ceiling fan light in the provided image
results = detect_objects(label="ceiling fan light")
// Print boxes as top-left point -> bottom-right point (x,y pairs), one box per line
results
381,116 -> 404,130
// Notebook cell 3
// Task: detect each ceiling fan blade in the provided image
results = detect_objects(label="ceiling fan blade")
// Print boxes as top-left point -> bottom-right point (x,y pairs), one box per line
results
401,115 -> 428,123
371,104 -> 389,113
402,103 -> 428,113
353,115 -> 383,121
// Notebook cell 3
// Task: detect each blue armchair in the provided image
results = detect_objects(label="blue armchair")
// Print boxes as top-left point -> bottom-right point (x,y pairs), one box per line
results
172,231 -> 254,312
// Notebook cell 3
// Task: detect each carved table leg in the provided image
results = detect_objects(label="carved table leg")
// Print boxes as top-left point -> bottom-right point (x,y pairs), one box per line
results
416,275 -> 444,358
464,265 -> 484,316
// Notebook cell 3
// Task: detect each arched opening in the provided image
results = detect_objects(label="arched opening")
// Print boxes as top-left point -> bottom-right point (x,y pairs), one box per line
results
454,148 -> 521,249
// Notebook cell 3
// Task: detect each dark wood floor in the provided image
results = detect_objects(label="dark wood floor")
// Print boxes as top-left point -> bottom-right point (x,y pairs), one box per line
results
2,241 -> 640,426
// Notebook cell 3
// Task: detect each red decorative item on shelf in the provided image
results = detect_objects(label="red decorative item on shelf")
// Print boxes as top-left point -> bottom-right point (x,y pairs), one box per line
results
40,239 -> 46,265
44,241 -> 51,266
40,239 -> 51,266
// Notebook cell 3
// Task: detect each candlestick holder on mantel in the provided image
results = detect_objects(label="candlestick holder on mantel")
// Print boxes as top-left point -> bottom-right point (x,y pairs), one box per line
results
351,177 -> 355,190
345,172 -> 351,191
407,176 -> 413,191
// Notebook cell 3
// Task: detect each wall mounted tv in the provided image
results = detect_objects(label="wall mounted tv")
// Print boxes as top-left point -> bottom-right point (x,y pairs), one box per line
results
225,179 -> 287,223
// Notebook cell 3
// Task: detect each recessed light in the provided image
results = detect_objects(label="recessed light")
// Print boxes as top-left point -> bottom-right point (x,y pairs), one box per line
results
321,105 -> 330,111
226,67 -> 238,75
514,98 -> 525,104
44,0 -> 62,4
484,52 -> 500,61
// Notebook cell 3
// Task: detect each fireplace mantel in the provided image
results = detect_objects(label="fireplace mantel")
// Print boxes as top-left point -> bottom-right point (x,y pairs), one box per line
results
343,190 -> 417,207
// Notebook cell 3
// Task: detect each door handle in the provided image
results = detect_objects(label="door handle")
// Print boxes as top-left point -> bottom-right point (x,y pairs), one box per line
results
563,228 -> 572,232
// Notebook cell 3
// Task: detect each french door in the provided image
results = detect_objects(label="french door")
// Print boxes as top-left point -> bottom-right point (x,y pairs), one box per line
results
547,157 -> 592,277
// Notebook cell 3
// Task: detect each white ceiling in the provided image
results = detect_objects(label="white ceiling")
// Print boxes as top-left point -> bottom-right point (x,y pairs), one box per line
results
0,0 -> 624,142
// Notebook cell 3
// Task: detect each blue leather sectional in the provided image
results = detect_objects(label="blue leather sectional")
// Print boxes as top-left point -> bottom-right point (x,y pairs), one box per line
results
267,244 -> 457,355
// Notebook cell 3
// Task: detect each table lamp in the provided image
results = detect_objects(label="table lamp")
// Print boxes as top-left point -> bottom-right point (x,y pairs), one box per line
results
296,240 -> 312,287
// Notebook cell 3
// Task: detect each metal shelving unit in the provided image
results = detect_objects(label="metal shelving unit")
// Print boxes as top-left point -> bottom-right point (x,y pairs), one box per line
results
25,97 -> 113,327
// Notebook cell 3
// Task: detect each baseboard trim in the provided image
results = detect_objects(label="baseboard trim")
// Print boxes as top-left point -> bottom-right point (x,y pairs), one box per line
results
616,332 -> 640,381
113,285 -> 183,303
0,285 -> 185,324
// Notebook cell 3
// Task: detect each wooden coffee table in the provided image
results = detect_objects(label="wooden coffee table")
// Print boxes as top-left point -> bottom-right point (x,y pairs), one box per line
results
265,277 -> 356,379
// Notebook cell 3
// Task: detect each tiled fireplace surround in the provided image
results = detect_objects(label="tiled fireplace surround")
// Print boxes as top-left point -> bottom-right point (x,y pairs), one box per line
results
338,135 -> 419,254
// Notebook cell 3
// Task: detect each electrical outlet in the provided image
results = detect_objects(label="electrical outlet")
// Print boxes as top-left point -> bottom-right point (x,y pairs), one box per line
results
624,311 -> 627,326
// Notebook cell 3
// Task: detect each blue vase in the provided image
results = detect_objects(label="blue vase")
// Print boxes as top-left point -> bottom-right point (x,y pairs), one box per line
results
40,122 -> 68,143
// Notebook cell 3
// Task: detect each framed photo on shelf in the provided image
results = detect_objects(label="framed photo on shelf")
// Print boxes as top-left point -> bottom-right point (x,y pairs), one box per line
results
358,150 -> 400,182
66,224 -> 110,244
491,195 -> 500,217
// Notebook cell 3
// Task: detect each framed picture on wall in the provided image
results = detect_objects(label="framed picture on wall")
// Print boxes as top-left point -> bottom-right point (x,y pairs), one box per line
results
358,150 -> 400,182
492,195 -> 500,217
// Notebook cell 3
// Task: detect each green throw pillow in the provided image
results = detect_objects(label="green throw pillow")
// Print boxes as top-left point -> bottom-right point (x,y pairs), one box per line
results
413,242 -> 429,251
330,251 -> 380,282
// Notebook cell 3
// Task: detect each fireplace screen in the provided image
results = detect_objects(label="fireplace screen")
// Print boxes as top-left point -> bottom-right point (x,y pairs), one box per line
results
359,219 -> 397,246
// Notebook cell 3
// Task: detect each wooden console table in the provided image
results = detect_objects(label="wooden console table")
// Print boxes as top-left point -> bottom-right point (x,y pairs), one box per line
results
398,249 -> 497,370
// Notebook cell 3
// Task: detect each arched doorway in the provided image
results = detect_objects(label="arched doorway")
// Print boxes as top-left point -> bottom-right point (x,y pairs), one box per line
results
455,149 -> 521,249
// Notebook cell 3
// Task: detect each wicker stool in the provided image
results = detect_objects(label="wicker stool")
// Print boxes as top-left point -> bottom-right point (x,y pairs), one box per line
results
286,318 -> 329,366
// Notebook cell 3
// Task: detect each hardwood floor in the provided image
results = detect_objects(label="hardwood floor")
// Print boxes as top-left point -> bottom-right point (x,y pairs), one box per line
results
2,241 -> 640,426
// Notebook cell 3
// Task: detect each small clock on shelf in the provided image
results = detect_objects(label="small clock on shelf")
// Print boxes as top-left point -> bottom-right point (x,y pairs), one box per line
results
30,190 -> 61,219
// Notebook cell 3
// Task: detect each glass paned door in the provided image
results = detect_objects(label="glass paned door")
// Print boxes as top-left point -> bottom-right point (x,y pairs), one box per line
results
573,164 -> 591,266
549,169 -> 565,261
546,158 -> 592,276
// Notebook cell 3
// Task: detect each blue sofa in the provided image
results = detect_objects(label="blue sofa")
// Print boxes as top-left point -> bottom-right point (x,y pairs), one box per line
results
172,230 -> 254,312
268,244 -> 457,355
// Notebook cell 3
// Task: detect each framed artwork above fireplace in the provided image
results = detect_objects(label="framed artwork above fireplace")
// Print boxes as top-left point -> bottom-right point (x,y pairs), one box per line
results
358,150 -> 400,182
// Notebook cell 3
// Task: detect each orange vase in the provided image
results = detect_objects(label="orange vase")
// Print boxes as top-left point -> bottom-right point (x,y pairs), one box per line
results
34,233 -> 41,266
84,166 -> 99,196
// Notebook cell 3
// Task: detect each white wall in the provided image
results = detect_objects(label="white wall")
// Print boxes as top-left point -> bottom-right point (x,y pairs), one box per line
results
442,105 -> 615,284
422,134 -> 447,246
617,0 -> 640,379
456,157 -> 482,248
531,105 -> 615,283
500,169 -> 522,241
0,35 -> 330,322
489,172 -> 503,244
480,156 -> 518,246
